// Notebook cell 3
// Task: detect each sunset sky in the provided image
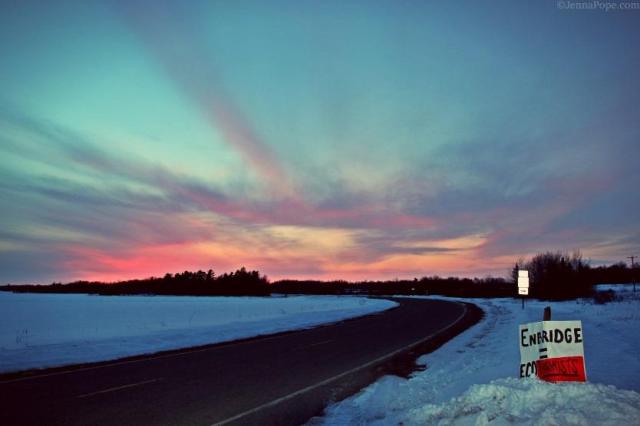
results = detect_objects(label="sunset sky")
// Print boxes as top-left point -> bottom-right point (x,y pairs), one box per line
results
1,1 -> 638,284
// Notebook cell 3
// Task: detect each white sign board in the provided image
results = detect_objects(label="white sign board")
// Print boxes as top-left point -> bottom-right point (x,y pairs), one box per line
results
517,270 -> 529,296
518,270 -> 529,287
519,320 -> 586,382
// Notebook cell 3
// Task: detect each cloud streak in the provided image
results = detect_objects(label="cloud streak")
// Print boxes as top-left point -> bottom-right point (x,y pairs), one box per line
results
1,104 -> 637,283
113,1 -> 294,197
0,110 -> 445,281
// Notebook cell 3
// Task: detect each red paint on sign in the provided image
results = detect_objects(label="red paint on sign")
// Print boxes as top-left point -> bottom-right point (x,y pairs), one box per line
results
536,356 -> 586,383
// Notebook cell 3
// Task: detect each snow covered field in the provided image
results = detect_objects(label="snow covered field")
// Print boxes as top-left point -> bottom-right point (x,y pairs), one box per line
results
313,286 -> 640,425
0,292 -> 397,373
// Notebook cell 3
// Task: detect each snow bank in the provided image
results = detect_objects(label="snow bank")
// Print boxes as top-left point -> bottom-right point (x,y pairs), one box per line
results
313,288 -> 640,425
0,292 -> 397,373
412,378 -> 640,426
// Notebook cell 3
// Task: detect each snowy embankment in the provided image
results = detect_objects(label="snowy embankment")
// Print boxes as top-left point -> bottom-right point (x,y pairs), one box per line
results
0,292 -> 396,373
313,286 -> 640,425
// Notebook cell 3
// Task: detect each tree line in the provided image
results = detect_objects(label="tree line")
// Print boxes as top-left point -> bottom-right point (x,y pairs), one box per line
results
511,251 -> 637,300
1,252 -> 636,299
274,252 -> 637,300
1,267 -> 270,296
271,276 -> 513,297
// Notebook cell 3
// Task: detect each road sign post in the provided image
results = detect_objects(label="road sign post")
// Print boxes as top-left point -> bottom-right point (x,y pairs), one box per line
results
518,270 -> 529,309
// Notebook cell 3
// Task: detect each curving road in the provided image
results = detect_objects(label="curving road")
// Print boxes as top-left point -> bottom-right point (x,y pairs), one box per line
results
0,298 -> 480,426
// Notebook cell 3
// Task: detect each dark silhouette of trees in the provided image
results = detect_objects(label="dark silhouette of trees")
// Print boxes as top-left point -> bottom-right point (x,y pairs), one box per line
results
589,262 -> 636,285
271,276 -> 513,298
511,251 -> 592,299
2,256 -> 635,299
1,267 -> 270,297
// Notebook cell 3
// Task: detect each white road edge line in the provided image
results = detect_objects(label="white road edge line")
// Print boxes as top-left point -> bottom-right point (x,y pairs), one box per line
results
211,302 -> 468,426
76,378 -> 163,399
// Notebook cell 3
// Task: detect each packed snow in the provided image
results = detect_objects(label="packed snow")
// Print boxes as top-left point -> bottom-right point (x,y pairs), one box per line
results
312,286 -> 640,425
0,292 -> 397,373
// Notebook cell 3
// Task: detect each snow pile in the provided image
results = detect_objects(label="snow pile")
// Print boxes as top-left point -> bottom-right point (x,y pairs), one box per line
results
0,292 -> 397,373
412,378 -> 640,426
314,287 -> 640,425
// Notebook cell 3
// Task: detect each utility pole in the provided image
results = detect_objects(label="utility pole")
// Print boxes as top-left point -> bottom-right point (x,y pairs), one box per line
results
629,256 -> 637,292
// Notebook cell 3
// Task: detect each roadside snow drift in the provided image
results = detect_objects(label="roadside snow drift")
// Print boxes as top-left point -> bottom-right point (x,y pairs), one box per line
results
313,286 -> 640,425
0,292 -> 397,373
411,378 -> 640,426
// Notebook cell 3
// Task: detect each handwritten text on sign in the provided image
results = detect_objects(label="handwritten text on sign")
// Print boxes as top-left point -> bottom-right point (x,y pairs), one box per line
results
519,320 -> 586,382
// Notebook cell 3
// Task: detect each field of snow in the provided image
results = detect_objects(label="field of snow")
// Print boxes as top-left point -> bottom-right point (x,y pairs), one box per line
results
0,292 -> 397,373
312,286 -> 640,425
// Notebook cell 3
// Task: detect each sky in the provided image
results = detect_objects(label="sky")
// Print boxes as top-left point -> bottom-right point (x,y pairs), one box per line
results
1,0 -> 639,284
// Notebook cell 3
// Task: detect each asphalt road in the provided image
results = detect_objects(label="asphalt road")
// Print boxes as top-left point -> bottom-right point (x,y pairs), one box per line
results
0,298 -> 478,426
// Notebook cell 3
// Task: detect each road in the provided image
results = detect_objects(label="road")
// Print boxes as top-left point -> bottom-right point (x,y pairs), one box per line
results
0,298 -> 480,426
